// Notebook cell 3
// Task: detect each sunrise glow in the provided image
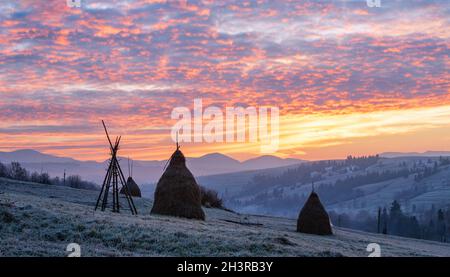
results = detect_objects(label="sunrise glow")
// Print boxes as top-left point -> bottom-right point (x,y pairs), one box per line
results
0,0 -> 448,161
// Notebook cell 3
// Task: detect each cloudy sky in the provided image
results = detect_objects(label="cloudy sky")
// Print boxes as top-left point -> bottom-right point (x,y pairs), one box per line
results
0,0 -> 449,161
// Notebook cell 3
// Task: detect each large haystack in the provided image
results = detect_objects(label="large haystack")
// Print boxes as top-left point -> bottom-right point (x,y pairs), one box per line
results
120,176 -> 141,197
151,149 -> 205,220
297,191 -> 332,235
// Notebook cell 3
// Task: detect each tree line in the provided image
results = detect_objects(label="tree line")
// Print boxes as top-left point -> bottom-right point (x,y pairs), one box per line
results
0,161 -> 98,190
330,200 -> 449,243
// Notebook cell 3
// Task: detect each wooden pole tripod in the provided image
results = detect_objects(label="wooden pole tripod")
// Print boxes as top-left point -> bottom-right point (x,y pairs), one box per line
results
94,121 -> 138,215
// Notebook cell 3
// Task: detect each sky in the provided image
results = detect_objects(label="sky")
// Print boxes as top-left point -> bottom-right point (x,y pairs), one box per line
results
0,0 -> 449,162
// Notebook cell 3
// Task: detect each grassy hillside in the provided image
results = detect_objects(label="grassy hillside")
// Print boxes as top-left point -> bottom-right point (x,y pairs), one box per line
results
1,177 -> 450,257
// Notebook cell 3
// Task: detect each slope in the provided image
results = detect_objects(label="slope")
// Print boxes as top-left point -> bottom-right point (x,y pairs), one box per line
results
1,177 -> 449,256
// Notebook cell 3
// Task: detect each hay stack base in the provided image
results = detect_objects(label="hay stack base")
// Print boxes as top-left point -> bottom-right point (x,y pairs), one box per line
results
297,192 -> 332,235
120,177 -> 141,197
151,149 -> 205,220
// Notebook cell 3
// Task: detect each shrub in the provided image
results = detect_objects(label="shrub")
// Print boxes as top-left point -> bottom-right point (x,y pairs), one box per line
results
199,186 -> 223,208
0,162 -> 8,178
0,209 -> 15,223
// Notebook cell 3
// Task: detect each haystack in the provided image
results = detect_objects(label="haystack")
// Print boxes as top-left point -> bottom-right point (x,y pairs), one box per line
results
297,191 -> 332,235
120,176 -> 141,197
151,149 -> 205,220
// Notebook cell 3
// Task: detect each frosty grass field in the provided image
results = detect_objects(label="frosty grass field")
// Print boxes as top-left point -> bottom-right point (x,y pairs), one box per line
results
1,177 -> 450,257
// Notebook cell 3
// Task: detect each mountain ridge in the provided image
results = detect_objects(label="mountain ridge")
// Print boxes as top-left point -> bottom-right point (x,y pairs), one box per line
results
0,149 -> 304,184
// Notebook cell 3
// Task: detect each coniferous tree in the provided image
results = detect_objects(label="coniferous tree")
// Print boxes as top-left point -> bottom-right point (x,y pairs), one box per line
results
382,207 -> 388,234
389,200 -> 403,235
377,207 -> 381,233
437,209 -> 446,242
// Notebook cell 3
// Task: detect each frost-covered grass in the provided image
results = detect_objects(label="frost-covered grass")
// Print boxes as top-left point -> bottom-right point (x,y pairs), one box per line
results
1,177 -> 450,257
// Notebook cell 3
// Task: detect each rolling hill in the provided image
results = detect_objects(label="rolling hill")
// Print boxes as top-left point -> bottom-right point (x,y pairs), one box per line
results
1,177 -> 450,256
200,156 -> 450,218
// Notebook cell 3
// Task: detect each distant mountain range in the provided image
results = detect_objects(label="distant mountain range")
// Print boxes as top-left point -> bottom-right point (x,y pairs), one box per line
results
0,149 -> 304,185
2,149 -> 449,189
0,149 -> 80,164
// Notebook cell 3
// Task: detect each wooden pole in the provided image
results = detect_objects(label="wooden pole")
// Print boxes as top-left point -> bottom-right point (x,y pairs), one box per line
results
94,164 -> 110,211
101,163 -> 113,211
95,120 -> 138,215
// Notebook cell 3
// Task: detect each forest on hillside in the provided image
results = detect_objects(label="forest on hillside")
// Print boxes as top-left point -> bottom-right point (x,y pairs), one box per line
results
225,156 -> 450,243
330,200 -> 449,243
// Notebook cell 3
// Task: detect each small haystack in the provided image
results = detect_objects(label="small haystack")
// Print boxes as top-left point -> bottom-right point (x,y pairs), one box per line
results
119,158 -> 141,197
151,148 -> 205,220
120,176 -> 141,197
297,191 -> 332,235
